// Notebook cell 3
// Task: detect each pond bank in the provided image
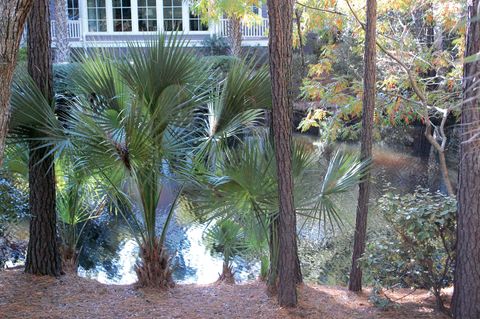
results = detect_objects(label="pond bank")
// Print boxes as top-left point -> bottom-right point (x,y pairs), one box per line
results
0,269 -> 449,318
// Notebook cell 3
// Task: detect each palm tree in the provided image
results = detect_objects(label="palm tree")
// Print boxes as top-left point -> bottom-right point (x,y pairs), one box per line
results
204,219 -> 247,283
194,58 -> 271,166
56,158 -> 106,272
67,35 -> 209,288
182,135 -> 370,290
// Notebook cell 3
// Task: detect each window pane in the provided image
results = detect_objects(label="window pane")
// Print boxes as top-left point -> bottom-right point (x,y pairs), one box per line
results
123,8 -> 131,19
138,0 -> 146,6
147,8 -> 156,18
139,20 -> 147,31
114,20 -> 122,31
88,9 -> 97,19
163,8 -> 172,19
113,8 -> 121,19
148,0 -> 155,6
173,8 -> 182,18
149,20 -> 157,31
138,8 -> 146,19
173,0 -> 182,6
98,0 -> 105,7
164,20 -> 173,31
88,21 -> 97,31
123,21 -> 132,31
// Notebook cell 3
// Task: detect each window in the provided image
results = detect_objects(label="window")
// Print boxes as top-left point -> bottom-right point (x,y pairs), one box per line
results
113,0 -> 132,32
67,0 -> 79,20
138,0 -> 157,31
252,5 -> 260,15
163,0 -> 183,31
87,0 -> 107,32
189,11 -> 208,31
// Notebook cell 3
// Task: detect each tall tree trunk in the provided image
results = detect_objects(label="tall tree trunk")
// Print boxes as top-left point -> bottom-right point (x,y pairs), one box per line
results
54,0 -> 70,63
228,16 -> 242,57
294,8 -> 306,70
0,0 -> 34,165
348,0 -> 376,292
24,0 -> 62,276
452,0 -> 480,317
267,0 -> 298,307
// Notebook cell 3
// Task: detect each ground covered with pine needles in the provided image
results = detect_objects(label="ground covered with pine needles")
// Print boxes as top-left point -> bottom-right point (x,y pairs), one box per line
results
0,269 -> 449,318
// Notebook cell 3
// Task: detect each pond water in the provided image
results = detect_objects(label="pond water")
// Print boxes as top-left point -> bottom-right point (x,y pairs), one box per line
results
5,133 -> 454,285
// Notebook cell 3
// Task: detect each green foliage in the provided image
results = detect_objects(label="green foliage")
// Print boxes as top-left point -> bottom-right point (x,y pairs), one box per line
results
56,158 -> 105,257
0,172 -> 28,238
192,0 -> 263,21
364,188 -> 456,308
53,63 -> 82,94
201,36 -> 231,56
299,231 -> 355,285
204,220 -> 246,264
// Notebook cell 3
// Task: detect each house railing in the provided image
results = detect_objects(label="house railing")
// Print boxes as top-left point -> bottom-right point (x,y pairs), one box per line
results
218,18 -> 269,38
51,20 -> 82,39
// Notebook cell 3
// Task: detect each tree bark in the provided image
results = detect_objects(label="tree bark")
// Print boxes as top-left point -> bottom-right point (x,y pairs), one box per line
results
267,0 -> 298,307
53,0 -> 70,63
228,16 -> 242,57
452,0 -> 480,317
24,0 -> 62,276
0,0 -> 34,165
348,0 -> 376,292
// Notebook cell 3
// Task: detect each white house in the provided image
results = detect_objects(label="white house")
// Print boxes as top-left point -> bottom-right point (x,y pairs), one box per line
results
53,0 -> 269,47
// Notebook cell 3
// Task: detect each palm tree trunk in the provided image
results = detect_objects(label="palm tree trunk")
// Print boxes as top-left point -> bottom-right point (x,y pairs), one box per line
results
24,0 -> 62,276
53,0 -> 70,63
348,0 -> 376,292
267,0 -> 298,307
228,16 -> 242,57
452,0 -> 480,317
0,0 -> 34,165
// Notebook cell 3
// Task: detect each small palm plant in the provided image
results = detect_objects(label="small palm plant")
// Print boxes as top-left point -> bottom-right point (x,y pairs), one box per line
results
56,159 -> 106,272
67,35 -> 208,288
204,219 -> 246,284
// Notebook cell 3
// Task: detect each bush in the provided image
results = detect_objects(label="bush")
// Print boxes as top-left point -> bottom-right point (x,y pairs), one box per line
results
364,187 -> 456,311
202,35 -> 230,56
0,172 -> 28,268
299,231 -> 355,286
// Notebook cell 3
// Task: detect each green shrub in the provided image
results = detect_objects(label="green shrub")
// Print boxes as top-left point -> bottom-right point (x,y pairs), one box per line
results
299,231 -> 355,286
201,55 -> 237,74
202,35 -> 230,56
0,172 -> 28,238
364,187 -> 456,311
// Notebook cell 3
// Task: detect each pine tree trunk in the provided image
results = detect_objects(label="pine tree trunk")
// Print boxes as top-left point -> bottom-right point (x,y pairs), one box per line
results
228,16 -> 242,57
0,0 -> 34,165
53,0 -> 70,63
348,0 -> 376,292
267,0 -> 298,307
452,0 -> 480,317
24,0 -> 62,277
25,142 -> 61,276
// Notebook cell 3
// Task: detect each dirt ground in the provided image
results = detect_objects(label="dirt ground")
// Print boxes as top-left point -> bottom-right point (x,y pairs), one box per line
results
0,269 -> 450,319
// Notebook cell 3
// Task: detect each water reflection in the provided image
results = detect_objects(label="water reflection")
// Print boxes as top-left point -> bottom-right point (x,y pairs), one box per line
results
77,222 -> 259,285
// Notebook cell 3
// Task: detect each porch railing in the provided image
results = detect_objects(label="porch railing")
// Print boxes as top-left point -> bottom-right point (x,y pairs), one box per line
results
219,18 -> 269,38
51,20 -> 82,39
